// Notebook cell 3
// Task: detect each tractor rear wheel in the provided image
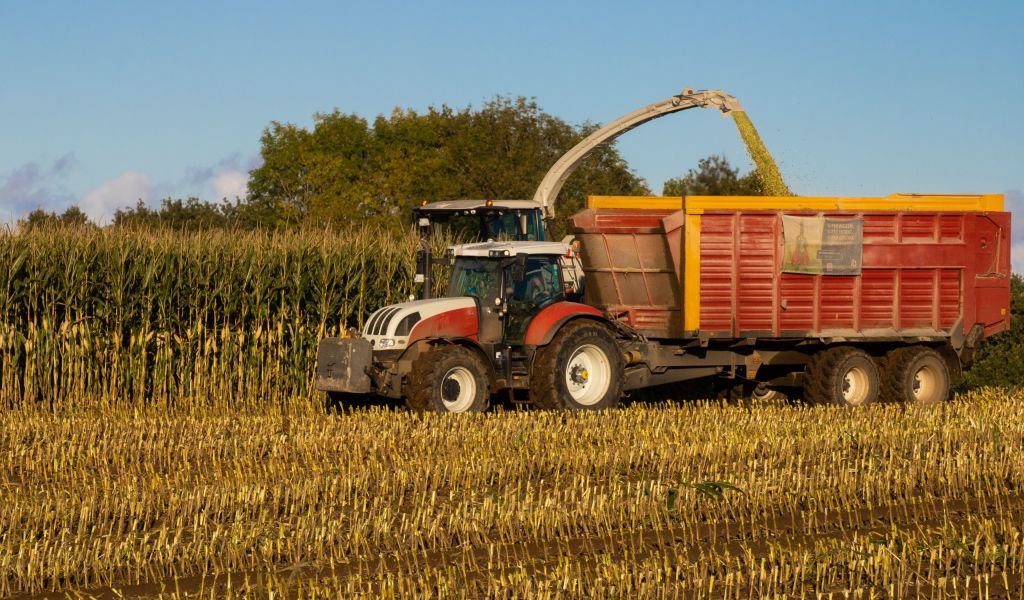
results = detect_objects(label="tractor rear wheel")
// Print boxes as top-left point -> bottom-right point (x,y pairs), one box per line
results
880,346 -> 950,406
406,345 -> 490,414
804,346 -> 880,407
529,321 -> 624,411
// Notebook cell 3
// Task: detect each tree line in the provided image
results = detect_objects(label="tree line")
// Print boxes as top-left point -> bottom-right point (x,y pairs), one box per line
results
22,96 -> 758,232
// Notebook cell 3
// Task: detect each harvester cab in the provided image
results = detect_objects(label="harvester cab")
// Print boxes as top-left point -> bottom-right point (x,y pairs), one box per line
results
413,199 -> 547,299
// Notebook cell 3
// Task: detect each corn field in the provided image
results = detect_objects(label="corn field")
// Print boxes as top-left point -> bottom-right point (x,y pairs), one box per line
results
0,226 -> 429,408
3,226 -> 1023,598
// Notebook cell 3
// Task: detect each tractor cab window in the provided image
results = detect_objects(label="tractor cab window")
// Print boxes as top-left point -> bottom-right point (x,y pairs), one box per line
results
507,257 -> 562,306
503,256 -> 562,344
447,258 -> 501,303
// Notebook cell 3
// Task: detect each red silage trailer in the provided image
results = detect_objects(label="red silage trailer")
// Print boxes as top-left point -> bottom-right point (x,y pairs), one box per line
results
570,194 -> 1012,405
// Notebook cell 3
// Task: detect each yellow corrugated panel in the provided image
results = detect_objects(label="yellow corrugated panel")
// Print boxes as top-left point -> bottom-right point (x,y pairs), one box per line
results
683,193 -> 1004,213
587,195 -> 683,210
683,213 -> 701,331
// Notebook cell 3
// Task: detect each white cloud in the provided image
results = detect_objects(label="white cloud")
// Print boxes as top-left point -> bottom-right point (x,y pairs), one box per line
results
212,169 -> 248,200
0,154 -> 77,223
80,171 -> 152,224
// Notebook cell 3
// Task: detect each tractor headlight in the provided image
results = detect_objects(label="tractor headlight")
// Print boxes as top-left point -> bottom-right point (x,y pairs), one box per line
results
377,338 -> 397,349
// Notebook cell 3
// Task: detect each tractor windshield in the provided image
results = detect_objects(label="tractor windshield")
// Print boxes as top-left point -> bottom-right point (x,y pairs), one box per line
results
446,258 -> 501,303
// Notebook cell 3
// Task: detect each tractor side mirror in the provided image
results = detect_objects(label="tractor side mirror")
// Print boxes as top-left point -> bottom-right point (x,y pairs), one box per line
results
414,250 -> 427,283
509,253 -> 528,282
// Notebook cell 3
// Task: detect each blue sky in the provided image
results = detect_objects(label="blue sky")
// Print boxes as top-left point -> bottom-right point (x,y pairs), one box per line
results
1,1 -> 1021,267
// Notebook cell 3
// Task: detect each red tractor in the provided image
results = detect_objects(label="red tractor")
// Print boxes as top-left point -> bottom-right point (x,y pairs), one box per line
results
317,240 -> 620,412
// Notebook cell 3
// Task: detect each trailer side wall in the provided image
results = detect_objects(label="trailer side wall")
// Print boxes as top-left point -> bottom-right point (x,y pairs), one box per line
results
573,195 -> 1011,342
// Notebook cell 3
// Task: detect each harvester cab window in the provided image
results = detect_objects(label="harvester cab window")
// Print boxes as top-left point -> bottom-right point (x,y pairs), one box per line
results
485,211 -> 542,241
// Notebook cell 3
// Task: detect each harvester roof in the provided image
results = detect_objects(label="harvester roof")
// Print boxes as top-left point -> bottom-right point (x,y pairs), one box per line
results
450,240 -> 571,258
417,199 -> 541,212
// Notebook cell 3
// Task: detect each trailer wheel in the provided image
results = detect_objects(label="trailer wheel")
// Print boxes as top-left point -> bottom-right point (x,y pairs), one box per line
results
880,346 -> 950,406
406,345 -> 490,414
804,347 -> 880,407
530,321 -> 623,410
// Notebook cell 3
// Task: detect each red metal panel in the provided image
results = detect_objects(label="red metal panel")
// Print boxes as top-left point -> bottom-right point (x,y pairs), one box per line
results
735,215 -> 776,332
938,269 -> 961,328
939,215 -> 964,241
698,214 -> 734,332
859,270 -> 896,329
819,276 -> 856,329
863,214 -> 897,241
900,214 -> 938,241
408,308 -> 478,343
779,273 -> 815,330
898,270 -> 936,329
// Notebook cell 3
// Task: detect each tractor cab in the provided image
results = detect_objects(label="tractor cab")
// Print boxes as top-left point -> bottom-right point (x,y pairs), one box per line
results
446,241 -> 583,345
317,239 -> 610,412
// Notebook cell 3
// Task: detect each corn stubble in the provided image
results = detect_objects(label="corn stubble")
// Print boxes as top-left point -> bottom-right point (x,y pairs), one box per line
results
1,389 -> 1022,598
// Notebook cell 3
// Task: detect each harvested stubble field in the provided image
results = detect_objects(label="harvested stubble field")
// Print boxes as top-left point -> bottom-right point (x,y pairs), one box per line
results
2,389 -> 1023,599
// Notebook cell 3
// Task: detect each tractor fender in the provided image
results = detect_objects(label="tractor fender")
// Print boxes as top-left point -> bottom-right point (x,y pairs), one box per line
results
524,302 -> 606,346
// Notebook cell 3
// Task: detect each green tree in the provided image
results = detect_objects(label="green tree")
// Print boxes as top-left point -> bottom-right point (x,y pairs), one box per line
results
245,96 -> 648,228
19,205 -> 94,230
113,198 -> 246,231
662,155 -> 764,197
962,273 -> 1024,388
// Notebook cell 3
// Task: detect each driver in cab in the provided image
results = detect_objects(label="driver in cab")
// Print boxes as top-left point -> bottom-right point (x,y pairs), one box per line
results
522,263 -> 559,306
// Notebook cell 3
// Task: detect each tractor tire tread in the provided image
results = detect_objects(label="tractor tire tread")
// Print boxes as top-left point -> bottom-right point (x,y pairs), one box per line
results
405,345 -> 489,413
804,346 -> 879,406
880,345 -> 949,405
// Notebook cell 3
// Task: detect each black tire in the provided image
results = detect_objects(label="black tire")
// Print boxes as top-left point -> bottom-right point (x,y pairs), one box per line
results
529,320 -> 624,410
749,382 -> 788,404
880,346 -> 950,406
803,346 -> 880,407
405,345 -> 490,414
325,391 -> 389,413
325,391 -> 358,413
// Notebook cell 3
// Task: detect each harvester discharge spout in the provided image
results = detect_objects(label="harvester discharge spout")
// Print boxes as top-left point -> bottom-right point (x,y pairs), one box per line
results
533,87 -> 744,221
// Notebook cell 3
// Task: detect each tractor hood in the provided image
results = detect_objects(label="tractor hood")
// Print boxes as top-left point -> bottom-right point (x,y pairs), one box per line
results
362,297 -> 478,350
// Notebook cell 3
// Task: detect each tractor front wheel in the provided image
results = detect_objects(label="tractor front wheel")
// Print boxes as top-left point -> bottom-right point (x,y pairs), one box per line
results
406,345 -> 490,414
